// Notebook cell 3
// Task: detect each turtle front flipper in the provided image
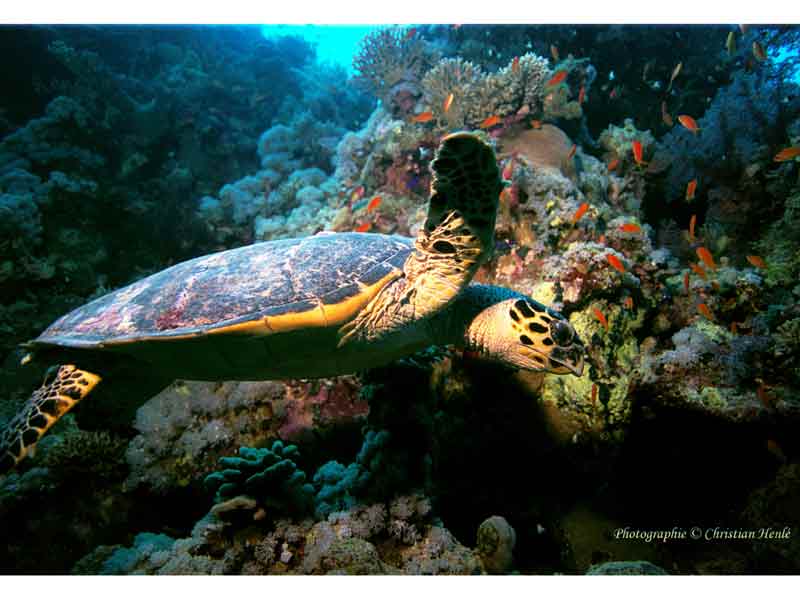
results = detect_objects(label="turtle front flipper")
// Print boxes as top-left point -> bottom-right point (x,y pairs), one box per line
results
339,133 -> 502,346
0,364 -> 101,475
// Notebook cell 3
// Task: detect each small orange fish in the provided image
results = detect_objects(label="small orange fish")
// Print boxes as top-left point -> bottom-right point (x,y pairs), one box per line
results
597,234 -> 607,245
661,101 -> 673,127
624,297 -> 634,310
689,214 -> 697,240
591,383 -> 598,407
696,246 -> 717,270
530,119 -> 543,129
746,255 -> 767,269
578,85 -> 586,104
752,41 -> 767,62
697,303 -> 714,321
606,254 -> 626,273
683,271 -> 690,294
512,55 -> 520,74
550,45 -> 560,62
567,144 -> 577,160
678,114 -> 700,134
730,321 -> 738,335
773,147 -> 800,162
411,111 -> 434,123
757,382 -> 771,409
479,115 -> 501,129
686,178 -> 697,202
607,158 -> 619,172
593,307 -> 609,331
572,202 -> 589,224
689,262 -> 707,280
355,222 -> 371,233
443,93 -> 454,114
632,140 -> 646,166
547,70 -> 568,87
619,223 -> 641,233
367,196 -> 382,212
502,158 -> 515,181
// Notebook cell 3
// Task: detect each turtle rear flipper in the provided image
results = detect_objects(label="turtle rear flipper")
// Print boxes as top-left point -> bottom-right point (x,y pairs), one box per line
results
339,133 -> 502,346
0,365 -> 101,474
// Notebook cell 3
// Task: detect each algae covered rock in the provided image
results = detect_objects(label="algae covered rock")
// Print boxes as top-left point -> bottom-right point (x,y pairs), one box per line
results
586,560 -> 668,575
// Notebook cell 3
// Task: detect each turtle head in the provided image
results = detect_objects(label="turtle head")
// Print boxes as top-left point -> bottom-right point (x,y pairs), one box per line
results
465,297 -> 585,376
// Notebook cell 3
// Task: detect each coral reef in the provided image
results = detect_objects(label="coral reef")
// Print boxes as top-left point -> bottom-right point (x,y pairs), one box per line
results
74,493 -> 482,575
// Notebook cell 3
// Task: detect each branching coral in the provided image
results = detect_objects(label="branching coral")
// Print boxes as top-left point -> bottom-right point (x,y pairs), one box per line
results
420,53 -> 553,130
352,27 -> 437,115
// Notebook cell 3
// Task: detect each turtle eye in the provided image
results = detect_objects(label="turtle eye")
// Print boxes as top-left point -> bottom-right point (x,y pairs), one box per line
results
550,320 -> 574,346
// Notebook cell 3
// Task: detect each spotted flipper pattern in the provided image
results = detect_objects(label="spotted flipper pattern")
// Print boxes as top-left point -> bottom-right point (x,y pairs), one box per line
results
0,365 -> 101,475
339,133 -> 502,346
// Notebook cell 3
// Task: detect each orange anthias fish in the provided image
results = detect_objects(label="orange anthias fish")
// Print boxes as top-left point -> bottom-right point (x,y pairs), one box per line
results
689,262 -> 707,280
773,147 -> 800,162
746,255 -> 767,269
443,93 -> 454,114
696,246 -> 717,270
757,382 -> 772,409
572,202 -> 589,224
697,303 -> 714,321
678,115 -> 701,134
683,271 -> 690,294
730,321 -> 738,335
547,70 -> 568,87
607,158 -> 619,172
632,140 -> 646,166
752,41 -> 767,62
355,222 -> 371,233
686,178 -> 698,202
530,119 -> 543,129
479,115 -> 501,129
411,111 -> 434,123
593,307 -> 609,331
578,85 -> 586,104
606,254 -> 626,273
619,223 -> 641,233
551,45 -> 560,62
624,297 -> 634,310
567,144 -> 577,160
367,196 -> 382,212
689,214 -> 697,240
512,55 -> 520,74
502,158 -> 515,180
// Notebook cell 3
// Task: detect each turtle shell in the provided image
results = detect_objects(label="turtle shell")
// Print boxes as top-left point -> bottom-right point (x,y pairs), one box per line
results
35,233 -> 412,350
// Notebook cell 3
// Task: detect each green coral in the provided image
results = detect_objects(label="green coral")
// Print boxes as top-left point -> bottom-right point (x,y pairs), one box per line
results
756,185 -> 800,291
203,441 -> 315,517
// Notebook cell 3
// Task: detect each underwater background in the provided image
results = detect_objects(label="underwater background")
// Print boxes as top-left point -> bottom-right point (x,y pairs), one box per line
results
0,23 -> 799,575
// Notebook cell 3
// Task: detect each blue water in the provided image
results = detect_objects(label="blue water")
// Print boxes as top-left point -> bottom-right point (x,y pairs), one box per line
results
261,24 -> 383,73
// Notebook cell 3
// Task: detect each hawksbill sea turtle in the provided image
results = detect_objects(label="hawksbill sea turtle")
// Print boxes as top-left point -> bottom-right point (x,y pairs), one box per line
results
0,133 -> 585,475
